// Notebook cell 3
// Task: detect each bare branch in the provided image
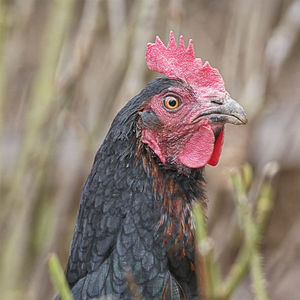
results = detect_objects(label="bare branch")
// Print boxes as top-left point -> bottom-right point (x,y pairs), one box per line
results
56,0 -> 102,93
265,0 -> 300,81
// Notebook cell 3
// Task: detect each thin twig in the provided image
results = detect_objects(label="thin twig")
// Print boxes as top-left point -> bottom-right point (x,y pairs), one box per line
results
265,0 -> 300,81
48,253 -> 74,300
193,203 -> 221,300
218,170 -> 270,300
107,0 -> 126,51
0,0 -> 76,294
194,203 -> 209,300
166,0 -> 183,36
7,0 -> 76,206
56,0 -> 101,93
250,250 -> 268,300
217,162 -> 278,300
112,0 -> 160,114
0,0 -> 8,187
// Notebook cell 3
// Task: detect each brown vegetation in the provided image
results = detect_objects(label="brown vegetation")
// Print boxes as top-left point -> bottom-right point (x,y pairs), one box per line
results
0,0 -> 299,299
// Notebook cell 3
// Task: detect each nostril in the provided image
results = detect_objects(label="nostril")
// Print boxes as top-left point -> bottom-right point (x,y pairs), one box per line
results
210,98 -> 224,105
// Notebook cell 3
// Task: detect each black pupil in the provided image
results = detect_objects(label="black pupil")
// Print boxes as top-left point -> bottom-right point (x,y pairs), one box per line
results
168,98 -> 177,107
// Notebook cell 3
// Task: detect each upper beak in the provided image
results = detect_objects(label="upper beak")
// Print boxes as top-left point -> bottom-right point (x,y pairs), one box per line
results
192,97 -> 248,125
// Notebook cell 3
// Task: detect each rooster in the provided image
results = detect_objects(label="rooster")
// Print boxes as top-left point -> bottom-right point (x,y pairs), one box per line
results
63,32 -> 247,300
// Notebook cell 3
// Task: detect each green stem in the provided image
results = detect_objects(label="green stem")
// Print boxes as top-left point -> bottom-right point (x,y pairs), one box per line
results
217,171 -> 270,300
194,203 -> 221,299
242,163 -> 253,191
48,253 -> 73,300
255,184 -> 274,235
250,250 -> 268,300
0,0 -> 76,294
0,0 -> 8,186
217,244 -> 251,299
10,0 -> 76,200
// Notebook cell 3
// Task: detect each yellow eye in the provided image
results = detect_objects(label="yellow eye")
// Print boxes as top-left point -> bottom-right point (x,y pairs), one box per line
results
164,95 -> 180,110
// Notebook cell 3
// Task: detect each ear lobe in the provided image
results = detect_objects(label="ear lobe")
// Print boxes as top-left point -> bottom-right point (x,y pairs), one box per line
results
141,128 -> 165,164
139,110 -> 161,129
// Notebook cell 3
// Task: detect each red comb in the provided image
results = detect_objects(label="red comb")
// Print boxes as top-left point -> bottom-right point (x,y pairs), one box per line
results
146,31 -> 225,97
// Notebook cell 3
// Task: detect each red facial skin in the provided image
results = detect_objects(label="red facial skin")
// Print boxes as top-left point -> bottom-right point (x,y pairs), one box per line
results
141,82 -> 224,169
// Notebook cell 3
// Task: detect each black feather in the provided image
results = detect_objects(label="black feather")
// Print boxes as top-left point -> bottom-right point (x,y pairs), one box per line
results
64,78 -> 204,300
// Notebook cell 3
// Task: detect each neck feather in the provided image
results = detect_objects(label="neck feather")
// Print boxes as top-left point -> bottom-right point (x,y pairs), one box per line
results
135,132 -> 207,253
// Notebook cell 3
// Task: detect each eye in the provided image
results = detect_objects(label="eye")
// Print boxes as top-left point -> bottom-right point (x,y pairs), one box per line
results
164,95 -> 181,110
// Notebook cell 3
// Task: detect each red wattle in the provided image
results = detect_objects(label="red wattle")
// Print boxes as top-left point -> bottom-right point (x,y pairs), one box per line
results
179,125 -> 215,168
208,128 -> 224,166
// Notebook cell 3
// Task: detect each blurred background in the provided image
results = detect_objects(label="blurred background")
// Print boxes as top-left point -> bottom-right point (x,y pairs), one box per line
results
0,0 -> 300,299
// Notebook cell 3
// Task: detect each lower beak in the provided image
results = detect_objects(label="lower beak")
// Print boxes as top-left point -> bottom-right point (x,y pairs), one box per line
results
192,97 -> 247,125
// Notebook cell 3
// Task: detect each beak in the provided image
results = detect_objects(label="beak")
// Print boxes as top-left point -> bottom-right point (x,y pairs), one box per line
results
192,97 -> 247,125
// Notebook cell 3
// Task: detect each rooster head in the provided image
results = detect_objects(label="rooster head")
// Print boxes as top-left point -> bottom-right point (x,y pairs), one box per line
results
139,32 -> 247,169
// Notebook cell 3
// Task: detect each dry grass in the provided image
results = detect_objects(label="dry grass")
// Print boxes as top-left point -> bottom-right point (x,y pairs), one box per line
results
1,1 -> 299,299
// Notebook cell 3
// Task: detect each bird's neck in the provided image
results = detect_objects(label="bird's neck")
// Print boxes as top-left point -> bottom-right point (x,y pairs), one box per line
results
103,115 -> 207,253
135,138 -> 207,254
